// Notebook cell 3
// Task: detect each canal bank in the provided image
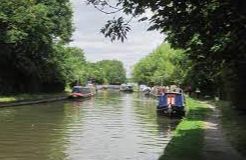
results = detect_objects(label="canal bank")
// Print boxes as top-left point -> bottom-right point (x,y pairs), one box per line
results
159,97 -> 211,160
0,92 -> 69,107
159,97 -> 245,160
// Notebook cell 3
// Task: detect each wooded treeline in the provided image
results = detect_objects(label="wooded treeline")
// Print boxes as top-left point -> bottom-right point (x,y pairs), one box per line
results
0,0 -> 73,93
132,43 -> 221,97
0,0 -> 126,94
132,44 -> 189,87
89,0 -> 246,110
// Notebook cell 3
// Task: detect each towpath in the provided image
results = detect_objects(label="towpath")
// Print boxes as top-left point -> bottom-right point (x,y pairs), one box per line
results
202,103 -> 245,160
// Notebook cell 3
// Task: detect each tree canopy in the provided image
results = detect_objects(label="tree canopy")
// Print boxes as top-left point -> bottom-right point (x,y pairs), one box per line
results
132,43 -> 189,86
89,0 -> 246,109
0,0 -> 128,93
0,0 -> 74,93
87,60 -> 127,85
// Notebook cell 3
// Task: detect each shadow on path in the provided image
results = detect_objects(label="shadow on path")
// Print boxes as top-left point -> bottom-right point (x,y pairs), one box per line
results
202,104 -> 245,160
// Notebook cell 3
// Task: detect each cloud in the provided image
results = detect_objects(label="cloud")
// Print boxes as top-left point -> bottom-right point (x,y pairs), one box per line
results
70,0 -> 165,76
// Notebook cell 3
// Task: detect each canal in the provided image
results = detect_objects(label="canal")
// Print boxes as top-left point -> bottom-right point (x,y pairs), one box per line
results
0,91 -> 179,160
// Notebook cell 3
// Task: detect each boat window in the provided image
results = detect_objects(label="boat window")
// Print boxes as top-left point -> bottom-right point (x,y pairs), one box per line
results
81,88 -> 91,94
72,87 -> 82,93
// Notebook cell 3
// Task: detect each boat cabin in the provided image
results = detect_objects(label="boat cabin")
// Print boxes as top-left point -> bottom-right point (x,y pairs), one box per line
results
70,86 -> 93,98
157,92 -> 186,115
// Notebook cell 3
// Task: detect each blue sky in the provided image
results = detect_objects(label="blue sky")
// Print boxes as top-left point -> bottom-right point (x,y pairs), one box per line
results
70,0 -> 164,76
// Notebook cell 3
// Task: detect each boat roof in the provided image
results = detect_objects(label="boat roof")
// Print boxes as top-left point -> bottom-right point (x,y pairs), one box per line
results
73,86 -> 90,89
165,92 -> 183,95
121,83 -> 132,86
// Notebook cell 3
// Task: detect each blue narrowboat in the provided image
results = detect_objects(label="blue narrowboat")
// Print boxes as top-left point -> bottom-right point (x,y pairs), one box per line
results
157,92 -> 186,116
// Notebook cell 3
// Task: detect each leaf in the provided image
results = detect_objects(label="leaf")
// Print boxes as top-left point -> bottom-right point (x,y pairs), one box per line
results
138,17 -> 148,22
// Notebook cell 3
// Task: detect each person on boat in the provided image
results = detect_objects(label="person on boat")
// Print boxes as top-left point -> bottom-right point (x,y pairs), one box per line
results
158,87 -> 166,96
195,88 -> 201,98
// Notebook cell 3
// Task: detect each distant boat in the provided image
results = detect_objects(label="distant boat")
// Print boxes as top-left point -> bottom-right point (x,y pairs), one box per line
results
120,84 -> 134,92
140,85 -> 151,96
69,86 -> 94,99
143,88 -> 151,96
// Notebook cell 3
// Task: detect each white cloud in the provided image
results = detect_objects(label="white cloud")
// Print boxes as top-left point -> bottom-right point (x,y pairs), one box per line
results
70,0 -> 165,76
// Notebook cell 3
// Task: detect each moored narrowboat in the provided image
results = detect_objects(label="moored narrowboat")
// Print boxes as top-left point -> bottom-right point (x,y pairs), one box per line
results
157,92 -> 186,116
69,86 -> 94,99
120,84 -> 134,92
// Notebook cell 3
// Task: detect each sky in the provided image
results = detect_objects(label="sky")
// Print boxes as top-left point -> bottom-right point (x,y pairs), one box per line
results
69,0 -> 164,76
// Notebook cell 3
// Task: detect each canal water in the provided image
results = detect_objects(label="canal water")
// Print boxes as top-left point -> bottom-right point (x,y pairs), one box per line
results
0,91 -> 179,160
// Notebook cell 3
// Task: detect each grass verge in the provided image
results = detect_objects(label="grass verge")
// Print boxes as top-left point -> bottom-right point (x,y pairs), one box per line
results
0,92 -> 69,103
214,101 -> 246,156
159,97 -> 211,160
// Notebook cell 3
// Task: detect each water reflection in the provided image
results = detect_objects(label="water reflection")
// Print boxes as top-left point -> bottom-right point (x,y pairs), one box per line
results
0,91 -> 179,160
0,102 -> 69,160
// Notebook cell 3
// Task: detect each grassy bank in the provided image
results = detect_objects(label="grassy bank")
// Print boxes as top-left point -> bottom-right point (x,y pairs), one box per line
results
159,97 -> 211,160
0,92 -> 69,103
215,101 -> 246,156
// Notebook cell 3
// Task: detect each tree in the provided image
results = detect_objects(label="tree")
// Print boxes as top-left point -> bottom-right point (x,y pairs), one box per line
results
88,0 -> 246,109
0,0 -> 73,93
97,60 -> 127,84
132,43 -> 188,86
85,60 -> 126,85
51,45 -> 87,87
86,62 -> 106,84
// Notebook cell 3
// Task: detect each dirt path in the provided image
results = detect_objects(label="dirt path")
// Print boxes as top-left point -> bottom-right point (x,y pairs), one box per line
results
202,104 -> 245,160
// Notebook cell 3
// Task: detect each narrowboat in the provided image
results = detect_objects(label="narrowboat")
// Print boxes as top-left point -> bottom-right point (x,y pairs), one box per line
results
120,84 -> 134,92
157,92 -> 186,116
69,86 -> 94,99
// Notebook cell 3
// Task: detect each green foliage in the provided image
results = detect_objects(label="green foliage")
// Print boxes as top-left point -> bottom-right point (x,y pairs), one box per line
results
132,43 -> 188,86
90,0 -> 246,109
51,45 -> 87,86
87,60 -> 127,85
0,0 -> 127,94
101,17 -> 131,42
86,63 -> 106,84
0,0 -> 73,93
